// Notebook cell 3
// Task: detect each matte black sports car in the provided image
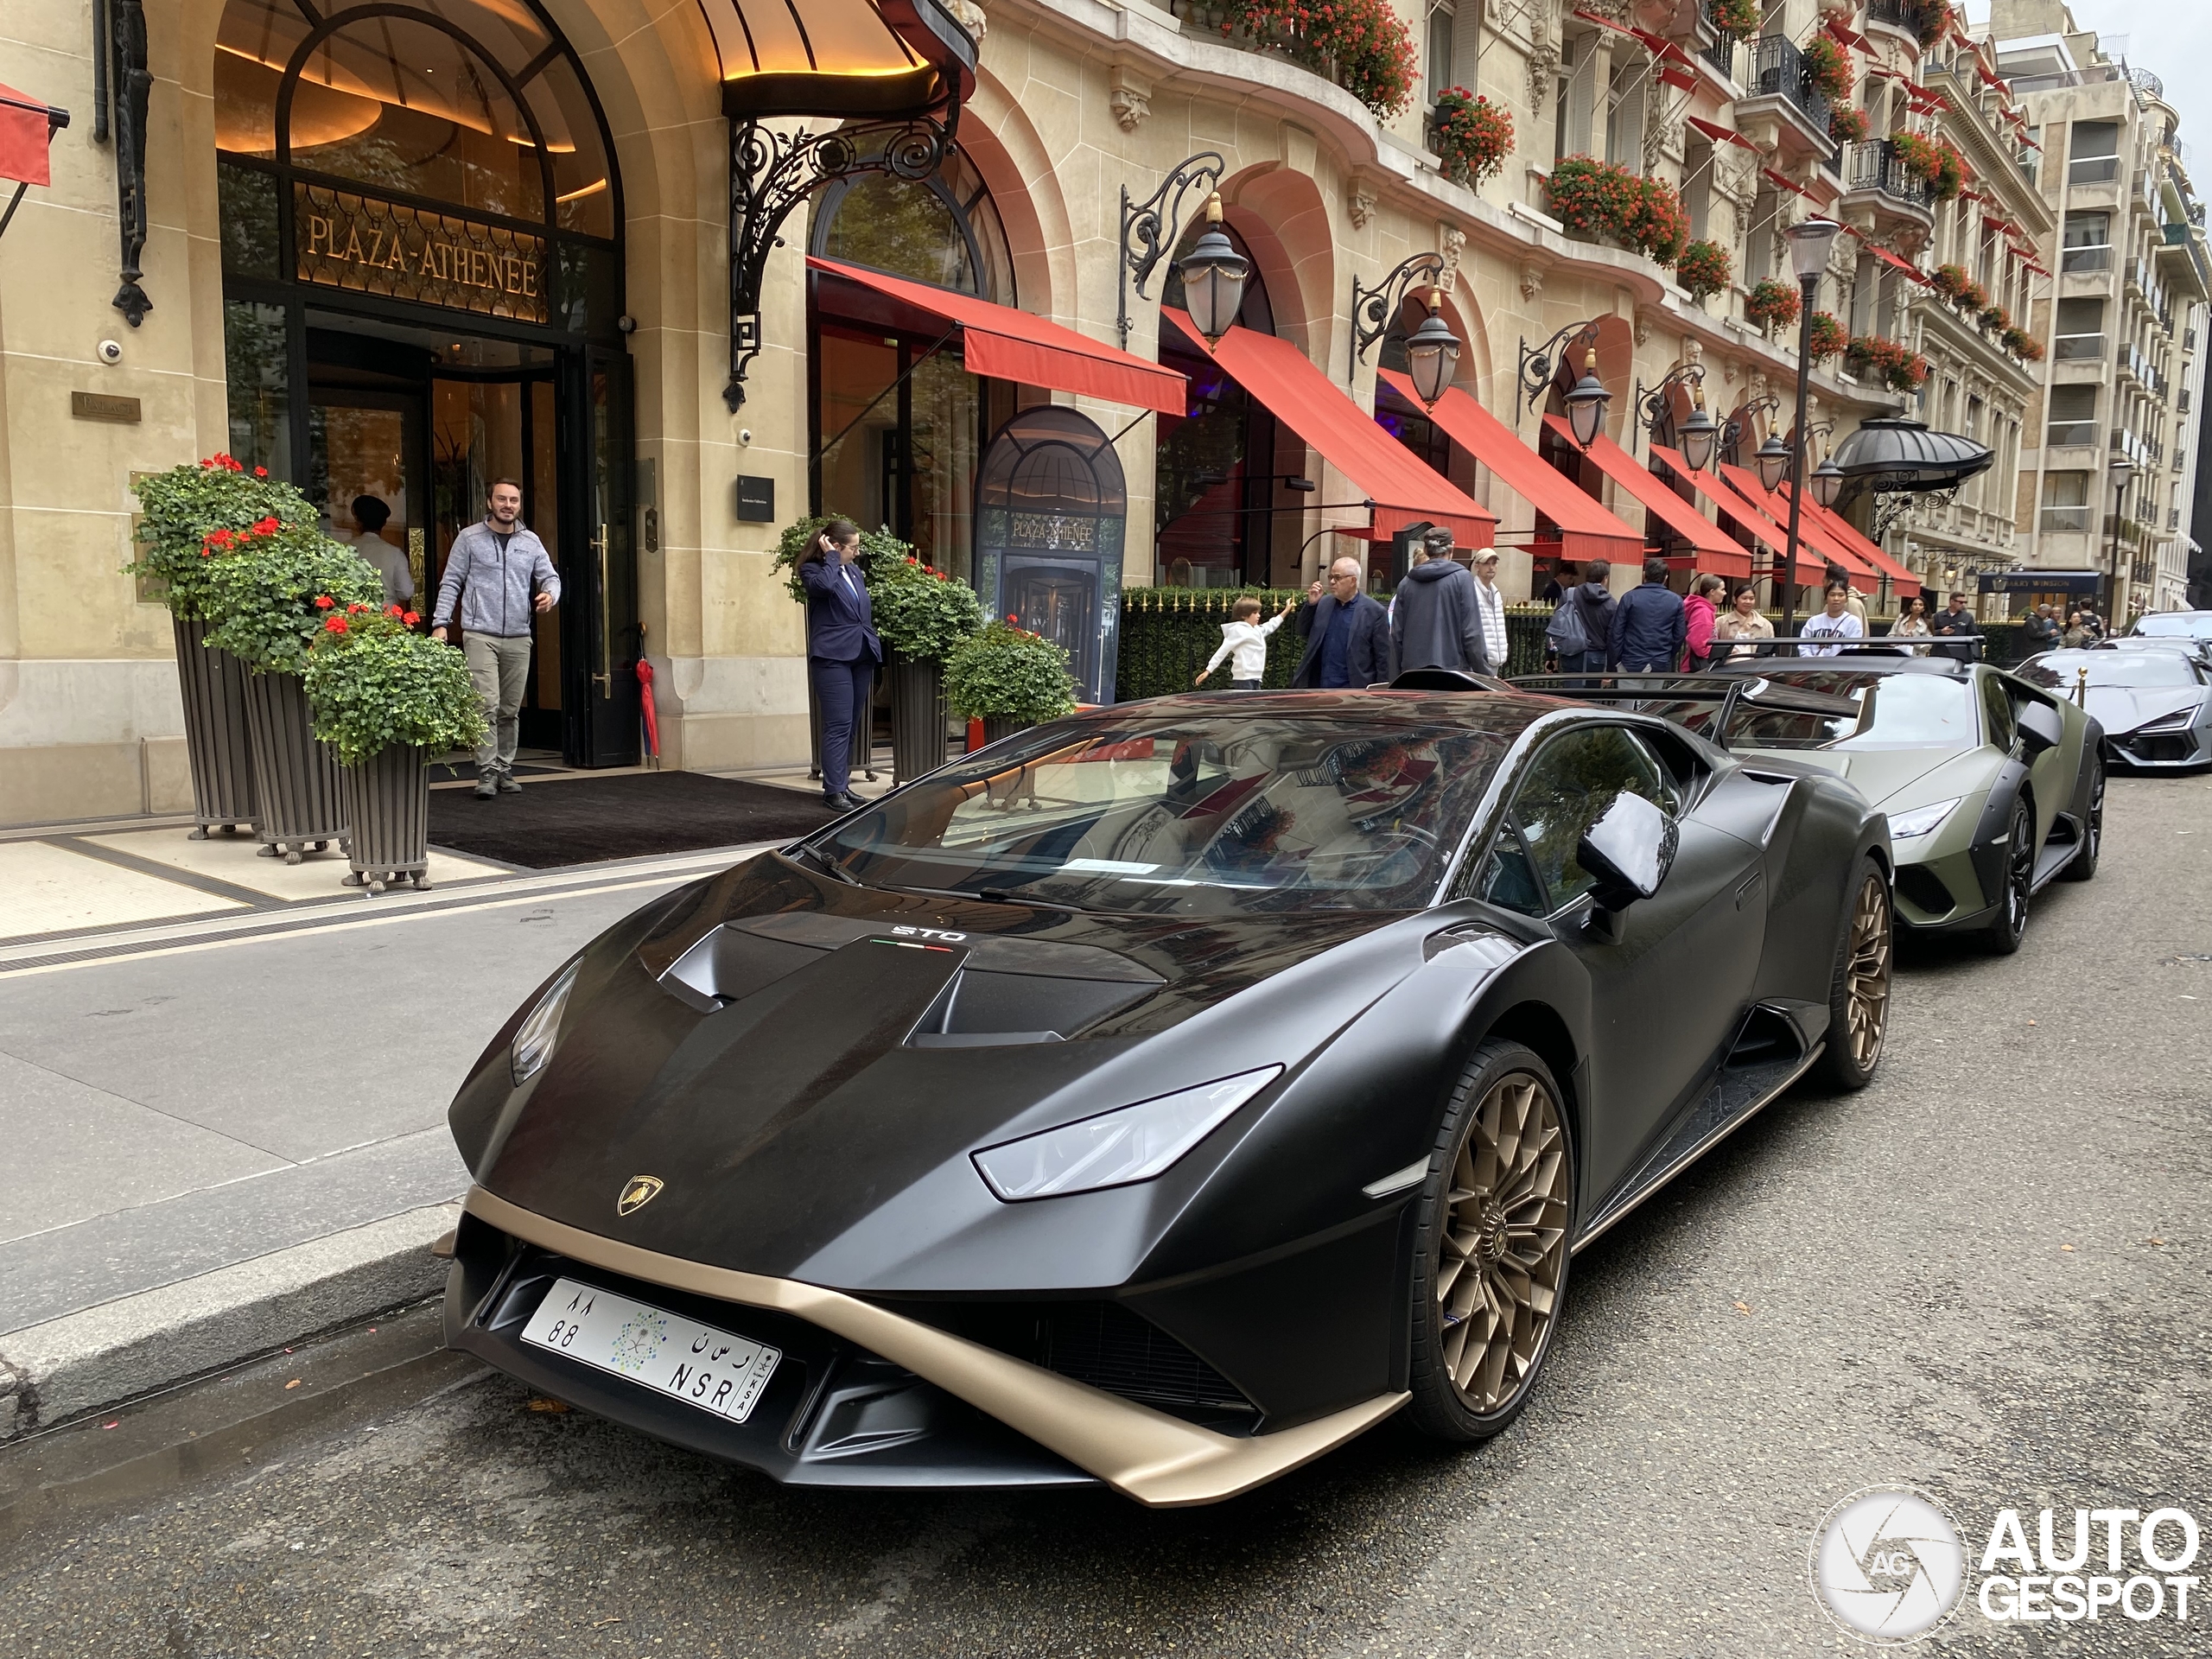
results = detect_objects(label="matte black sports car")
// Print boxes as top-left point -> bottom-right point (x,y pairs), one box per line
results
443,688 -> 1891,1505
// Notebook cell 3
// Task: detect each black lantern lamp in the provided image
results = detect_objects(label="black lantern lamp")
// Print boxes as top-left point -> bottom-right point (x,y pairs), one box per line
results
1402,289 -> 1462,407
1755,431 -> 1794,493
1176,194 -> 1250,346
1677,389 -> 1722,473
1563,346 -> 1611,449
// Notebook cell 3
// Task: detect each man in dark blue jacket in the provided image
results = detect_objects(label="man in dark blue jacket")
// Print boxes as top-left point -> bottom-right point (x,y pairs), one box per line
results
1292,556 -> 1389,688
1611,557 -> 1688,673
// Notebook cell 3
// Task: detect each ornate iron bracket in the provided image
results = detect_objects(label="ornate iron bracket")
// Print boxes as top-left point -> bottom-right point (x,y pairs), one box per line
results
1516,320 -> 1602,419
1871,484 -> 1950,542
1631,363 -> 1706,437
1349,253 -> 1447,378
1117,152 -> 1225,348
722,109 -> 957,410
1719,393 -> 1783,461
97,0 -> 153,326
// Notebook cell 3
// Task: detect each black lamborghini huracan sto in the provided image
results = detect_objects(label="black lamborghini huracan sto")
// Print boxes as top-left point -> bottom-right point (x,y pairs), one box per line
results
443,686 -> 1891,1505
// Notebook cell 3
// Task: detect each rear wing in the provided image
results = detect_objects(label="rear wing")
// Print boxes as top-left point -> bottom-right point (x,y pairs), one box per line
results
1675,633 -> 1987,661
1507,672 -> 1863,750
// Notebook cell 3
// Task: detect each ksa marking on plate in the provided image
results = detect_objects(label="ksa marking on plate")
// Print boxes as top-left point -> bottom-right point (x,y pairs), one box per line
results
521,1278 -> 782,1425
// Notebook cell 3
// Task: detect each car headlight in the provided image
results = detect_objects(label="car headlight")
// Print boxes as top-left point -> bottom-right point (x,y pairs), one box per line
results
1888,798 -> 1963,842
2135,709 -> 2197,733
971,1066 -> 1283,1201
511,959 -> 582,1087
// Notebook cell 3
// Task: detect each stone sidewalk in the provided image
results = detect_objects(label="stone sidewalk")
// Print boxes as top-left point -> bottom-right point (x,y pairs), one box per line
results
0,834 -> 780,1438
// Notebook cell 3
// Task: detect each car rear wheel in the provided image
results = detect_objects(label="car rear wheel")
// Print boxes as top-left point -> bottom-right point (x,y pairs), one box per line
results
1815,860 -> 1891,1090
2058,760 -> 2103,881
1980,800 -> 2034,956
1406,1041 -> 1573,1444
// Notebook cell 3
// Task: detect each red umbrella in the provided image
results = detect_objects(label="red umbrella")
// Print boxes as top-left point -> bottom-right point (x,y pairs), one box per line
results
635,656 -> 660,760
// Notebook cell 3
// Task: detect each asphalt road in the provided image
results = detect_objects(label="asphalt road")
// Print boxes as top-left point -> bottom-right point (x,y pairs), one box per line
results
4,775 -> 2209,1658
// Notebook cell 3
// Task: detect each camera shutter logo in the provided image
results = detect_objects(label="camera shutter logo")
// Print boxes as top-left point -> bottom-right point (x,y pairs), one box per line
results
1809,1486 -> 1967,1643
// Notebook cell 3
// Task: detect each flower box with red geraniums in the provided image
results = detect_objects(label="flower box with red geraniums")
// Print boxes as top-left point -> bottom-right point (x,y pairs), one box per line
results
1889,131 -> 1966,202
1807,311 -> 1847,361
125,456 -> 316,621
873,551 -> 987,662
1545,157 -> 1690,265
200,519 -> 385,677
1802,35 -> 1853,104
1708,0 -> 1758,36
1954,276 -> 1987,312
1844,334 -> 1929,392
1432,87 -> 1514,189
1930,263 -> 1970,302
1745,279 -> 1802,332
944,618 -> 1080,726
1676,238 -> 1732,302
1830,105 -> 1872,145
301,602 -> 486,768
1223,0 -> 1420,119
1980,304 -> 2010,333
2003,325 -> 2044,362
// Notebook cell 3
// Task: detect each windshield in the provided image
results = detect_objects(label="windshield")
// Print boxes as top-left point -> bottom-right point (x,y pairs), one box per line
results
812,709 -> 1518,914
2023,650 -> 2202,688
1680,671 -> 1978,751
2132,613 -> 2212,639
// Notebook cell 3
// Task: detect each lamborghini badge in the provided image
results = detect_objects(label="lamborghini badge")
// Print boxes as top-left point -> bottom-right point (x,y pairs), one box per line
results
616,1175 -> 664,1217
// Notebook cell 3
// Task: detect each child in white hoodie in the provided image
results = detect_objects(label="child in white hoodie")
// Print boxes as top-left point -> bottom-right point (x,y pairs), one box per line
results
1195,594 -> 1294,690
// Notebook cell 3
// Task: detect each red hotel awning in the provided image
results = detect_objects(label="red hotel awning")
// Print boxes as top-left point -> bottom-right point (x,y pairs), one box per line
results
1719,462 -> 1879,583
810,257 -> 1186,415
1650,446 -> 1824,583
1381,372 -> 1642,564
1167,311 -> 1497,548
1796,492 -> 1921,596
0,86 -> 60,188
1552,420 -> 1748,575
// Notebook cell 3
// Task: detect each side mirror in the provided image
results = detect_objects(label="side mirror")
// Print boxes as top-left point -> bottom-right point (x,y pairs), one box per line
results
1578,791 -> 1679,914
2015,701 -> 2063,756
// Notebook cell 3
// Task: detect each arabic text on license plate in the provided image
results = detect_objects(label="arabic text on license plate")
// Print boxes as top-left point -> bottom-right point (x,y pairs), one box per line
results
520,1278 -> 781,1425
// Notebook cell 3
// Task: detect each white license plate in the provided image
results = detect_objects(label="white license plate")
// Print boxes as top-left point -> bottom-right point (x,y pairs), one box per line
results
520,1277 -> 782,1426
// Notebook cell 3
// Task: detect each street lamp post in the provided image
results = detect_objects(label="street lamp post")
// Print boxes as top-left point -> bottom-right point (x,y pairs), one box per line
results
2105,453 -> 2135,625
1777,217 -> 1842,651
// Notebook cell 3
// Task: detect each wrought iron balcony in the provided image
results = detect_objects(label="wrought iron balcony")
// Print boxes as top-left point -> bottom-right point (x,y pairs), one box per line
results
1701,26 -> 1739,80
1745,36 -> 1834,140
1845,139 -> 1930,208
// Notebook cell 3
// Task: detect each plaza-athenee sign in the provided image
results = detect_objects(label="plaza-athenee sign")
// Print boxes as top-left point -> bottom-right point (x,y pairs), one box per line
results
294,182 -> 547,326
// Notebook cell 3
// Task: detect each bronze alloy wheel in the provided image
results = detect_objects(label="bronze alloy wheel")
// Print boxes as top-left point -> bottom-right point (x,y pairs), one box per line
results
1842,871 -> 1891,1073
1434,1071 -> 1571,1416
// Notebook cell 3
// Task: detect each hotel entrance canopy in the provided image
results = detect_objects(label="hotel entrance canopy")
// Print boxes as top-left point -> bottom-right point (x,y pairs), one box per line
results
696,0 -> 976,118
1166,312 -> 1497,549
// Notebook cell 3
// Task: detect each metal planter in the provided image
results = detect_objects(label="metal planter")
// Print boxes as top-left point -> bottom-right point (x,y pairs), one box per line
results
887,652 -> 950,784
243,670 -> 348,864
171,614 -> 260,839
340,745 -> 430,894
981,715 -> 1029,747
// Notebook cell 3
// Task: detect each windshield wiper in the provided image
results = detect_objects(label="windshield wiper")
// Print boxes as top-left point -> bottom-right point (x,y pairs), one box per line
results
976,887 -> 1099,913
785,842 -> 861,887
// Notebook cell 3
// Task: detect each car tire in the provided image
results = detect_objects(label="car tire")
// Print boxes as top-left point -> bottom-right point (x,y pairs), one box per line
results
1813,858 -> 1891,1091
2058,760 -> 2103,881
1405,1040 -> 1573,1445
1980,799 -> 2035,956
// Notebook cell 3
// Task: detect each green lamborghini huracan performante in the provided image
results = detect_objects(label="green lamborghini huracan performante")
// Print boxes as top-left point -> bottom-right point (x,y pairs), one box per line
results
1514,658 -> 2103,953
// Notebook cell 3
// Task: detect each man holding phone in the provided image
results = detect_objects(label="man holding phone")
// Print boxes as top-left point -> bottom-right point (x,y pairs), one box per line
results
432,479 -> 559,800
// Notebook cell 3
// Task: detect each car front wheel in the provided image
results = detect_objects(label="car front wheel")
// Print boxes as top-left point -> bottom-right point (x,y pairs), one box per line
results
1406,1040 -> 1573,1444
1815,858 -> 1891,1090
2059,760 -> 2103,881
1980,799 -> 2034,955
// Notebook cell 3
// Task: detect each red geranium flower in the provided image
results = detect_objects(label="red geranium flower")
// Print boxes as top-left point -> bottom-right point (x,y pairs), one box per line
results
325,617 -> 348,633
314,594 -> 334,608
251,516 -> 279,536
346,602 -> 367,613
402,611 -> 420,626
253,466 -> 268,478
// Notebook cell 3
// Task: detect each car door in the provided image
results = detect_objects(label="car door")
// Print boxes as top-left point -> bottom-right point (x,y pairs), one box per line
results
1470,721 -> 1764,1208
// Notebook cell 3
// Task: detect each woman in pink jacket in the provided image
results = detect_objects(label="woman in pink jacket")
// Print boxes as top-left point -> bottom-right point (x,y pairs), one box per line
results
1683,574 -> 1724,671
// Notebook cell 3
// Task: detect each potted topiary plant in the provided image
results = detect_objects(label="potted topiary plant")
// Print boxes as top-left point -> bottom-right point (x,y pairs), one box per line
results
944,618 -> 1080,746
202,520 -> 383,863
125,454 -> 311,841
302,602 -> 486,893
873,554 -> 986,783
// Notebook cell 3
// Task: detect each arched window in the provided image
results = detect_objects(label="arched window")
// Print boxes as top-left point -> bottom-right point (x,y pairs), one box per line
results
810,148 -> 1012,302
214,0 -> 620,239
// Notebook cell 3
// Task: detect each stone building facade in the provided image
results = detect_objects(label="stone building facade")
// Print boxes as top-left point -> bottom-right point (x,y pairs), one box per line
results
0,0 -> 2164,824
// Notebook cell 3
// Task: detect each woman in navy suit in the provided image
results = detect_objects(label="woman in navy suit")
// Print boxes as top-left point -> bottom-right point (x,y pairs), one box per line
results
798,518 -> 882,809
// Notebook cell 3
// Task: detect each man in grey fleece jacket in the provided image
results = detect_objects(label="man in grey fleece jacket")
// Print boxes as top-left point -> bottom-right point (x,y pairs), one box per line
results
431,479 -> 560,798
1389,526 -> 1491,679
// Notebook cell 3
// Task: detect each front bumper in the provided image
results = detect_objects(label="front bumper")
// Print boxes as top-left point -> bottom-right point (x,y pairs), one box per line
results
2104,728 -> 2211,768
447,1188 -> 1405,1507
1888,842 -> 1997,932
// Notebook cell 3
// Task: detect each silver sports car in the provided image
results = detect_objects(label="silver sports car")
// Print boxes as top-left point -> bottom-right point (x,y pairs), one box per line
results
2019,647 -> 2212,769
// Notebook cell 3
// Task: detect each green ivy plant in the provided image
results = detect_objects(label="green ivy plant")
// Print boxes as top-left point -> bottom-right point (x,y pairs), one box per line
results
944,620 -> 1080,723
302,603 -> 487,766
772,512 -> 912,602
874,555 -> 985,662
125,454 -> 315,620
203,521 -> 384,675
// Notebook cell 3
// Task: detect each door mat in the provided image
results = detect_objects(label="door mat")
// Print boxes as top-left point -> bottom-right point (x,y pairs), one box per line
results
426,771 -> 839,869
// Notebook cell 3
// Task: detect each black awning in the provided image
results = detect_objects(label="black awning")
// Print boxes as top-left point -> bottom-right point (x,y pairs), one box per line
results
1831,418 -> 1994,493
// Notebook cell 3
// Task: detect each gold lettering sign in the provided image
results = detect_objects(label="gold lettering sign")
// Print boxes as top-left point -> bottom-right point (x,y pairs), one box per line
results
294,183 -> 549,325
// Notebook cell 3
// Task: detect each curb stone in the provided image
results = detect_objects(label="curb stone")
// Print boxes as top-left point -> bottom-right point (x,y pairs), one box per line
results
0,1202 -> 460,1441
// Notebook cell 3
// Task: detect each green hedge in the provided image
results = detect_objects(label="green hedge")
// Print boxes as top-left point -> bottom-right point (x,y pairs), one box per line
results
1114,589 -> 2030,701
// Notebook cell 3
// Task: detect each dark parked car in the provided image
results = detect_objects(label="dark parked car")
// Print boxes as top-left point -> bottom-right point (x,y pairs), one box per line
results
443,688 -> 1891,1505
